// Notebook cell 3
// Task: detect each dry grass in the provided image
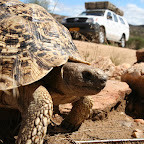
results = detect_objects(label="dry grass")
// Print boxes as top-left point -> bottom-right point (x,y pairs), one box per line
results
74,40 -> 137,65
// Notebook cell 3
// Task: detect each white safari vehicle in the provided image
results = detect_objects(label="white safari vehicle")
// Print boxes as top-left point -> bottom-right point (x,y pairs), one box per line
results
62,1 -> 129,47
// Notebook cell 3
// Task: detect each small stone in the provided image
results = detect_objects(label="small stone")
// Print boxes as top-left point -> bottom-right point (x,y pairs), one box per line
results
32,128 -> 37,136
120,112 -> 125,115
26,139 -> 32,144
132,129 -> 143,138
134,119 -> 144,124
35,117 -> 40,126
42,117 -> 47,126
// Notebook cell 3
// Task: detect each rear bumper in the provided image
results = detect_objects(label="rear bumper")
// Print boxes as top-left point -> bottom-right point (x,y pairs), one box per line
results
62,22 -> 100,35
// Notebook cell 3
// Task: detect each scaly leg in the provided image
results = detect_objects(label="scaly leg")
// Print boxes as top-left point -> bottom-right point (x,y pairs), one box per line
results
61,96 -> 93,131
16,86 -> 53,144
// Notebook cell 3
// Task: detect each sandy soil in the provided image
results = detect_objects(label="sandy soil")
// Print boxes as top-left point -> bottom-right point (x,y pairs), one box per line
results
74,40 -> 137,65
1,104 -> 143,144
0,41 -> 143,144
46,104 -> 144,144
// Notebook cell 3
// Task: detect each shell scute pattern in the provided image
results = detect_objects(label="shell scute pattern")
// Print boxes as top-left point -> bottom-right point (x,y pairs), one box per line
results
0,0 -> 85,90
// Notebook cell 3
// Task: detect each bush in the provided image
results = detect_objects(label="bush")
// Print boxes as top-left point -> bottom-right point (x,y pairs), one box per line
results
127,36 -> 144,50
26,0 -> 50,11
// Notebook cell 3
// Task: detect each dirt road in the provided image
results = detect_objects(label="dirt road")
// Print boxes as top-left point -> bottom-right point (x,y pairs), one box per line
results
74,40 -> 137,65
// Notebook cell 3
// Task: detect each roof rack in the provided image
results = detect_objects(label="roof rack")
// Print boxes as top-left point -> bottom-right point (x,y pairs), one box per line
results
85,1 -> 124,16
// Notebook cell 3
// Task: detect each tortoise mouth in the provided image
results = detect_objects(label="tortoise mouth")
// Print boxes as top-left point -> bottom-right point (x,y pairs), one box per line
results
83,84 -> 105,92
83,84 -> 105,91
74,82 -> 106,95
79,78 -> 106,90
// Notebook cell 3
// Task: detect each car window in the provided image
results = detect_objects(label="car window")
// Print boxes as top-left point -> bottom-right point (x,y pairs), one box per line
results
113,14 -> 118,22
107,12 -> 113,21
80,11 -> 105,16
119,17 -> 125,25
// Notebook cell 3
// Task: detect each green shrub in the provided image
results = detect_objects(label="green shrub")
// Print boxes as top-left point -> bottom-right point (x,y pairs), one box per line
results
127,36 -> 144,50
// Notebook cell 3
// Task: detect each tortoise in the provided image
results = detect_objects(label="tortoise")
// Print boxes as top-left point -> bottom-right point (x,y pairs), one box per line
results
0,0 -> 107,143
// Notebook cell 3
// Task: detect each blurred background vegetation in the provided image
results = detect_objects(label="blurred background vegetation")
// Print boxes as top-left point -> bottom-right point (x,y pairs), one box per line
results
127,25 -> 144,50
25,0 -> 50,11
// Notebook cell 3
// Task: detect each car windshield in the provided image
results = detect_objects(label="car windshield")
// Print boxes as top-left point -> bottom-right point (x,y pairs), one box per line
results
79,11 -> 105,16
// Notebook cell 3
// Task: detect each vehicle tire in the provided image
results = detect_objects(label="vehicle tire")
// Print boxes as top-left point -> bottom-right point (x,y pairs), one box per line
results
96,27 -> 106,44
119,35 -> 126,48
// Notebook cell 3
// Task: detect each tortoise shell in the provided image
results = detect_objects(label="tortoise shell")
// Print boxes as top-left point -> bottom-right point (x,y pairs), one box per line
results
0,0 -> 87,90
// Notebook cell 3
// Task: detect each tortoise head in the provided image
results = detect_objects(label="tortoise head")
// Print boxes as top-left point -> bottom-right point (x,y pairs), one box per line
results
60,62 -> 107,96
44,62 -> 107,98
44,62 -> 107,105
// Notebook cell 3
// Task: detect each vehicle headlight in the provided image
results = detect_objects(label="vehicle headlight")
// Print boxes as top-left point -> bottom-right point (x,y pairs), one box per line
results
61,18 -> 66,23
86,18 -> 94,23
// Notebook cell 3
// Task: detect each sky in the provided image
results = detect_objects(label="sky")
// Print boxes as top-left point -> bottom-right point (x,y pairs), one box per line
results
21,0 -> 144,25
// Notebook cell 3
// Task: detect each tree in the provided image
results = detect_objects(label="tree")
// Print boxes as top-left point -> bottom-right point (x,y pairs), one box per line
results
26,0 -> 50,11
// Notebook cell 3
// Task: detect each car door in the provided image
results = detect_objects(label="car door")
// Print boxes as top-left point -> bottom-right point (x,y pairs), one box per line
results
105,11 -> 115,41
118,16 -> 127,40
112,13 -> 121,41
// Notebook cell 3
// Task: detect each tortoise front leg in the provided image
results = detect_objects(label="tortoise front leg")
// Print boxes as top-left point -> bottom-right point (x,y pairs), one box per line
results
61,96 -> 93,132
16,86 -> 53,144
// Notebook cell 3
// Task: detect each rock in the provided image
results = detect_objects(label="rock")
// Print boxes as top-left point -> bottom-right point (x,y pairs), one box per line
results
131,129 -> 144,138
91,56 -> 115,79
126,95 -> 144,118
134,119 -> 144,125
136,48 -> 144,63
122,63 -> 144,118
90,80 -> 131,120
59,80 -> 131,121
112,63 -> 131,80
121,63 -> 144,98
92,56 -> 130,80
